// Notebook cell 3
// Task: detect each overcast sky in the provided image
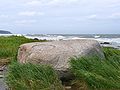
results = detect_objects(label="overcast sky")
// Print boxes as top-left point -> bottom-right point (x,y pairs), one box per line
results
0,0 -> 120,34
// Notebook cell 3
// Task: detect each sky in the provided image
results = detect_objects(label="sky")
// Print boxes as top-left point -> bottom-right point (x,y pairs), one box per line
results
0,0 -> 120,34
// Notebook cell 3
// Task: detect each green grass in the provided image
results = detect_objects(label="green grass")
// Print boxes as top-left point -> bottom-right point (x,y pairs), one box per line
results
6,62 -> 64,90
3,36 -> 63,90
103,47 -> 120,60
70,47 -> 120,90
2,36 -> 120,89
0,36 -> 46,64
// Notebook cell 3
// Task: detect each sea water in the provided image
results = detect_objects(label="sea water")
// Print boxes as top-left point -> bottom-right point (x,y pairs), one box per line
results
0,34 -> 120,49
25,34 -> 120,49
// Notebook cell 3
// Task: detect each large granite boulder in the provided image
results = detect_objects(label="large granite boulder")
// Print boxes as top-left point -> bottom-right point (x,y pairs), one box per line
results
17,39 -> 104,79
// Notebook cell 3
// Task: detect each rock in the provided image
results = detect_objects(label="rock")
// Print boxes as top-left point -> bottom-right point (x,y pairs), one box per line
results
0,75 -> 4,78
18,39 -> 104,79
33,38 -> 39,40
100,42 -> 110,44
0,79 -> 7,90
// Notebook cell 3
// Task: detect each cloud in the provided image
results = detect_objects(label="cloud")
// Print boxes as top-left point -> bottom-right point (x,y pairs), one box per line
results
41,0 -> 120,7
37,12 -> 45,15
25,0 -> 80,6
15,20 -> 37,24
26,0 -> 42,6
18,11 -> 44,16
109,13 -> 120,18
87,14 -> 97,19
0,15 -> 9,18
47,0 -> 80,5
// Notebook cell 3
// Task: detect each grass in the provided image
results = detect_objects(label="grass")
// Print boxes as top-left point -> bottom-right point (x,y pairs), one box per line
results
70,47 -> 120,90
0,36 -> 46,64
103,47 -> 120,60
1,36 -> 120,89
6,62 -> 64,90
2,36 -> 64,90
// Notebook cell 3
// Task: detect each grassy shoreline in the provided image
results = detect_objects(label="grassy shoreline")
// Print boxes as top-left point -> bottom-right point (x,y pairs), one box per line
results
0,36 -> 120,90
70,47 -> 120,89
0,36 -> 46,65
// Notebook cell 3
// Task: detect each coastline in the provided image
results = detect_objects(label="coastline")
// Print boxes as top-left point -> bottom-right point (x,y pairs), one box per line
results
0,35 -> 119,90
0,34 -> 119,49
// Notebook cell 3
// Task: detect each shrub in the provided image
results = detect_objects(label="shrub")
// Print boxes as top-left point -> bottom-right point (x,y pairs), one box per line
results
6,62 -> 64,90
70,47 -> 120,90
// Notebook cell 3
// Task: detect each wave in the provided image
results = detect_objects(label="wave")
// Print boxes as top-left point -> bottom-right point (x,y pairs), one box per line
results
0,34 -> 120,48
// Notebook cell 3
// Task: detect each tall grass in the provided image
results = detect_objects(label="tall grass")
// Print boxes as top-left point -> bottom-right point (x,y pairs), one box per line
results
0,36 -> 46,63
70,47 -> 120,90
6,62 -> 64,90
2,36 -> 120,90
103,47 -> 120,60
3,36 -> 64,90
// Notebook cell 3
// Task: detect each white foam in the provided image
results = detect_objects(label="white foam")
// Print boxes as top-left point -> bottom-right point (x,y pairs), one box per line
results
95,38 -> 120,44
24,35 -> 66,41
0,34 -> 23,36
1,34 -> 119,47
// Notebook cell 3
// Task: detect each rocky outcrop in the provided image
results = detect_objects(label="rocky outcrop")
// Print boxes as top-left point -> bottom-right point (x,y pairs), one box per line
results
18,39 -> 104,79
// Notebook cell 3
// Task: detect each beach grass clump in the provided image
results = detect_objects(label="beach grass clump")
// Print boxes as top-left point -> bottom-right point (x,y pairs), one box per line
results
103,47 -> 120,59
6,62 -> 64,90
0,36 -> 46,64
70,47 -> 120,90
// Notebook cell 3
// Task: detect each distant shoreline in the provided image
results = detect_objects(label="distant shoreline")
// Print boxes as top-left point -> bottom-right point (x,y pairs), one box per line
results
0,30 -> 12,34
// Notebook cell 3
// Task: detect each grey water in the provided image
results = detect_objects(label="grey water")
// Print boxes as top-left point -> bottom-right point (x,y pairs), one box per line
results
25,34 -> 120,49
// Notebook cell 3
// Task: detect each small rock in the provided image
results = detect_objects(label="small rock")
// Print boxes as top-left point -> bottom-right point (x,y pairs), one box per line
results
33,38 -> 39,40
0,75 -> 4,78
100,42 -> 110,44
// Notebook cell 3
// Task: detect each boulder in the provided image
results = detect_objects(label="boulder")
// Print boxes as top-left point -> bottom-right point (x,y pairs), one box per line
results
17,39 -> 104,79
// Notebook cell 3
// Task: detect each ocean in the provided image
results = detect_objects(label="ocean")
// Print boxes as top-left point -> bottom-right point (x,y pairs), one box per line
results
0,34 -> 120,49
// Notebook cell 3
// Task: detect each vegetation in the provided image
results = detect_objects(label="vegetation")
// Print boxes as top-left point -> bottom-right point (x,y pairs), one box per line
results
103,47 -> 120,60
70,47 -> 120,90
6,62 -> 63,90
0,36 -> 46,65
1,36 -> 63,90
1,36 -> 120,90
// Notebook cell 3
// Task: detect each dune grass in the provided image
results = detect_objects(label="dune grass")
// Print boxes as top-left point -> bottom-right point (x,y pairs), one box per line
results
0,36 -> 46,64
103,47 -> 120,60
2,36 -> 120,89
0,36 -> 63,90
6,62 -> 64,90
3,36 -> 64,90
70,47 -> 120,90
